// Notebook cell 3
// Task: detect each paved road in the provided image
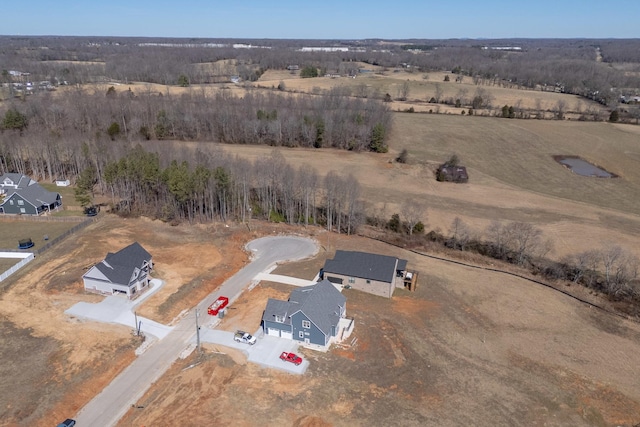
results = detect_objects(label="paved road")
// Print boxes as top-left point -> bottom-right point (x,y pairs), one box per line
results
74,236 -> 317,427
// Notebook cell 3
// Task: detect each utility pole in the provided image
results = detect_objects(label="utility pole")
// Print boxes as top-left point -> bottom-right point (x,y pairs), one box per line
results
134,311 -> 139,336
195,308 -> 201,352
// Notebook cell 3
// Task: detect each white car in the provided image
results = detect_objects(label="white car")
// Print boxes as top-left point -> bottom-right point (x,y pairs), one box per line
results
233,330 -> 257,345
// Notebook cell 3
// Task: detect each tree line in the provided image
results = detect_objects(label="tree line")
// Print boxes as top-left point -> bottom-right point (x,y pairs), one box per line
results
72,145 -> 364,235
3,37 -> 640,108
0,85 -> 391,183
374,210 -> 640,316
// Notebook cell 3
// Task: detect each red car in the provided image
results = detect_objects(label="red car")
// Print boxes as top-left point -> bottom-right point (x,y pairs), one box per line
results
280,352 -> 303,366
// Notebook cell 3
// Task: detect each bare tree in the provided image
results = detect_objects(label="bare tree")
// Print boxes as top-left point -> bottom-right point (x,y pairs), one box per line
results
504,222 -> 546,266
599,245 -> 639,298
449,217 -> 471,251
434,83 -> 443,103
555,100 -> 567,120
401,199 -> 427,235
562,250 -> 600,285
397,80 -> 410,101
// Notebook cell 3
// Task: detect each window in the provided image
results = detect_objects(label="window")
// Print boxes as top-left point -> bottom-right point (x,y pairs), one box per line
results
20,208 -> 26,213
366,279 -> 371,284
348,277 -> 355,284
299,331 -> 304,338
274,315 -> 284,323
302,320 -> 311,329
9,200 -> 14,205
17,200 -> 24,205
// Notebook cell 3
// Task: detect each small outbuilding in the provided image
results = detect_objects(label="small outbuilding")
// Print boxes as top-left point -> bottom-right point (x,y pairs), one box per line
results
437,165 -> 469,183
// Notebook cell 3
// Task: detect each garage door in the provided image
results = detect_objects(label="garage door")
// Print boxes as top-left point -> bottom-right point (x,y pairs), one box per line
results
280,331 -> 293,340
267,328 -> 281,337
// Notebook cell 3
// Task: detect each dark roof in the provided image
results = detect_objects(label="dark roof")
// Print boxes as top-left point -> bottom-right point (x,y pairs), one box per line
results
5,184 -> 60,207
289,280 -> 346,337
263,298 -> 293,325
262,280 -> 346,337
438,165 -> 468,182
95,242 -> 152,286
323,250 -> 405,283
0,173 -> 34,189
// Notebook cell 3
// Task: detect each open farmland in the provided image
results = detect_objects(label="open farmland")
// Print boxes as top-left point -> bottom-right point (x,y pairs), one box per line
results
138,112 -> 640,261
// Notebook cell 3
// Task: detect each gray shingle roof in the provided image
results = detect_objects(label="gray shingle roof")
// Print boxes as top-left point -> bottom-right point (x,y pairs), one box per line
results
323,250 -> 405,283
262,298 -> 293,325
0,173 -> 34,189
95,242 -> 152,286
7,183 -> 60,207
289,279 -> 346,337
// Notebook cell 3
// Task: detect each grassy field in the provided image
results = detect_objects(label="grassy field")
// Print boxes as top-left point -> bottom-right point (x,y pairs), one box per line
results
0,219 -> 85,251
390,114 -> 640,216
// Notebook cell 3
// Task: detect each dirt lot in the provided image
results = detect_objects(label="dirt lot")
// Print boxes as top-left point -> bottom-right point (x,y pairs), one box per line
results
118,232 -> 640,427
0,216 -> 263,426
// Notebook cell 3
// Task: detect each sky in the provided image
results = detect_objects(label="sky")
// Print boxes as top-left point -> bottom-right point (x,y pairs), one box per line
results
3,0 -> 639,40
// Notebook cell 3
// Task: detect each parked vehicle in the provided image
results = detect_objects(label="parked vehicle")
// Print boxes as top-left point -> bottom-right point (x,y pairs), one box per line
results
18,238 -> 34,249
56,419 -> 76,427
280,352 -> 303,365
207,296 -> 229,316
84,205 -> 98,216
234,330 -> 257,345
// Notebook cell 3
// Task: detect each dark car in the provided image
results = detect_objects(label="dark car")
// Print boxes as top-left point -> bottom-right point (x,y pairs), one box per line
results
56,419 -> 76,427
84,206 -> 98,216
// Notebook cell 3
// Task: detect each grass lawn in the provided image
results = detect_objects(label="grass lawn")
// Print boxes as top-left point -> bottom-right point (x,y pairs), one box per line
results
0,258 -> 19,272
0,219 -> 85,251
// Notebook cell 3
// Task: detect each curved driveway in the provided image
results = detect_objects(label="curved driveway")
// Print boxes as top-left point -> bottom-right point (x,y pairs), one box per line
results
74,236 -> 317,427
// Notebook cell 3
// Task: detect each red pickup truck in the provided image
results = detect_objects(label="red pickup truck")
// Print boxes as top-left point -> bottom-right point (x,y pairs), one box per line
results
280,352 -> 303,366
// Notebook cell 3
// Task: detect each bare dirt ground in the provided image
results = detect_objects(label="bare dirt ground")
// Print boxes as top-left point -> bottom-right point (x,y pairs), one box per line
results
0,216 -> 263,426
118,232 -> 640,427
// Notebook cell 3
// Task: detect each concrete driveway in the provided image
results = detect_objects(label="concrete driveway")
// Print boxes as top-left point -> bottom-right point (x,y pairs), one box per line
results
74,236 -> 317,427
200,328 -> 308,374
65,279 -> 173,339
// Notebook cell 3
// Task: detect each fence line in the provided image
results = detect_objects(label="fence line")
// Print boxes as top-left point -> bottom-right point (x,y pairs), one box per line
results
33,218 -> 96,256
0,215 -> 86,223
0,253 -> 34,282
0,217 -> 96,281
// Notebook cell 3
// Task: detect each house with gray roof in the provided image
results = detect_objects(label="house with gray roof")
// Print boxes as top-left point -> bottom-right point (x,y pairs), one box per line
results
262,279 -> 349,347
0,173 -> 62,215
82,242 -> 153,299
322,250 -> 410,298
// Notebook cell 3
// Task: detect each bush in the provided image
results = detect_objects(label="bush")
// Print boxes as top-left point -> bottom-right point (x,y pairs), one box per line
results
300,66 -> 318,78
1,108 -> 28,131
396,149 -> 409,163
609,110 -> 619,122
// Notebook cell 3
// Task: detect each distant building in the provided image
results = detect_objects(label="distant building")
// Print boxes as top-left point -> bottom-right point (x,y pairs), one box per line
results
0,173 -> 62,215
437,165 -> 469,183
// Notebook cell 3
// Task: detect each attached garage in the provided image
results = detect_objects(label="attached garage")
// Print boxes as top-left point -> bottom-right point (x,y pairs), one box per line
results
280,331 -> 293,340
267,328 -> 281,337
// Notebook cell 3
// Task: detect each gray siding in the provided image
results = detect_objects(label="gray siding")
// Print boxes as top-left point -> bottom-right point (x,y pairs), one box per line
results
291,311 -> 327,346
1,194 -> 38,215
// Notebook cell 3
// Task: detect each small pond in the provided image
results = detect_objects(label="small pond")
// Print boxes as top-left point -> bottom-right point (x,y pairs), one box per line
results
554,156 -> 616,178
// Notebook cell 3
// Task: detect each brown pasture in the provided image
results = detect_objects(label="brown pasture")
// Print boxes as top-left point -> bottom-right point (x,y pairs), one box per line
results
141,112 -> 640,261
